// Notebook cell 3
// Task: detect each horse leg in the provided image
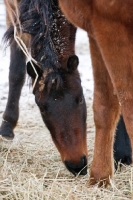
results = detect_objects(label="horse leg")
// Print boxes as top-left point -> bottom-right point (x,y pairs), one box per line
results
88,37 -> 120,186
114,115 -> 132,170
89,18 -> 133,185
0,41 -> 26,139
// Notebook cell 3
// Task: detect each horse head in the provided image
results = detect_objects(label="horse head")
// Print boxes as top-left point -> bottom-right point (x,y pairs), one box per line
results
27,55 -> 88,175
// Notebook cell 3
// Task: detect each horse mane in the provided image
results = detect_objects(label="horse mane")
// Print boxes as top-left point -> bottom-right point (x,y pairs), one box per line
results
3,0 -> 76,91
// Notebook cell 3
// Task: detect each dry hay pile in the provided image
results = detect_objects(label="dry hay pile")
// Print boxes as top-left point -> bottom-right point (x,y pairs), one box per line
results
0,100 -> 132,200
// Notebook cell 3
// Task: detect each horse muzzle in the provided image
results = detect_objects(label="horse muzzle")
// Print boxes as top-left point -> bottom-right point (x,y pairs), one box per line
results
64,155 -> 88,176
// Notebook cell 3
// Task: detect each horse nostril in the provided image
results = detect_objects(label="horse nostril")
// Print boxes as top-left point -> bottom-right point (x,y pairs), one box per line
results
64,155 -> 87,176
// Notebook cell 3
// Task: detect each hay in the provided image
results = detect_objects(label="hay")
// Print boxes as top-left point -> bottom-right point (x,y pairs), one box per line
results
0,100 -> 132,200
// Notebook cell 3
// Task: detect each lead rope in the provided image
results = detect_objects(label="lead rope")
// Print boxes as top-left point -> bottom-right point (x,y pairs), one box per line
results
14,26 -> 39,91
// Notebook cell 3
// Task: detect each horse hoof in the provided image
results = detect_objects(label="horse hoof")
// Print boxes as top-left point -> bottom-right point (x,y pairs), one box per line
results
1,134 -> 14,141
114,155 -> 132,171
0,131 -> 14,140
87,176 -> 110,187
0,124 -> 15,140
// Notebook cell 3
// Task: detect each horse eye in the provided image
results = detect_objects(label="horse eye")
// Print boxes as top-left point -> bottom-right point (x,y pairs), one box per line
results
79,97 -> 84,104
39,104 -> 48,113
39,106 -> 45,113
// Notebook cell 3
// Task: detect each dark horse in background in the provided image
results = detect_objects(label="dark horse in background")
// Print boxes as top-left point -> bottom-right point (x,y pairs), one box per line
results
0,0 -> 131,179
59,0 -> 133,186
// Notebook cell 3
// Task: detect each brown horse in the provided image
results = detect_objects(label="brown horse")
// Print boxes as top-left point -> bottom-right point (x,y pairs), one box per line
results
0,0 -> 88,175
58,0 -> 133,186
1,0 -> 132,182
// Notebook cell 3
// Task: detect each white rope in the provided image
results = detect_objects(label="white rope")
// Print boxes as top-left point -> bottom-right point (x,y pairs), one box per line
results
14,26 -> 39,91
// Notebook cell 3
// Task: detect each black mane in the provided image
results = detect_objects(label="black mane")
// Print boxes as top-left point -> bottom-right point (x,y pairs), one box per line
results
4,0 -> 59,70
4,0 -> 76,90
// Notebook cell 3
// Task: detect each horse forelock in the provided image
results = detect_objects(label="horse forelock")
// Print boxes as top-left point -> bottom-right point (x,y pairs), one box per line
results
38,69 -> 63,93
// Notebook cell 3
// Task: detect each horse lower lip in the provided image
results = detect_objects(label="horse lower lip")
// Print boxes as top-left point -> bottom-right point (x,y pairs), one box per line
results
71,170 -> 78,176
71,168 -> 87,176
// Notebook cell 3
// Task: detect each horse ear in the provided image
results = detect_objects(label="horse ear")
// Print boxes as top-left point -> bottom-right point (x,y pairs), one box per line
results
27,62 -> 43,79
67,55 -> 79,72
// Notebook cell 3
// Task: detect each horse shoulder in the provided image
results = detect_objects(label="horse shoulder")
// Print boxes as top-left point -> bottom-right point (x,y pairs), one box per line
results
59,0 -> 92,31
